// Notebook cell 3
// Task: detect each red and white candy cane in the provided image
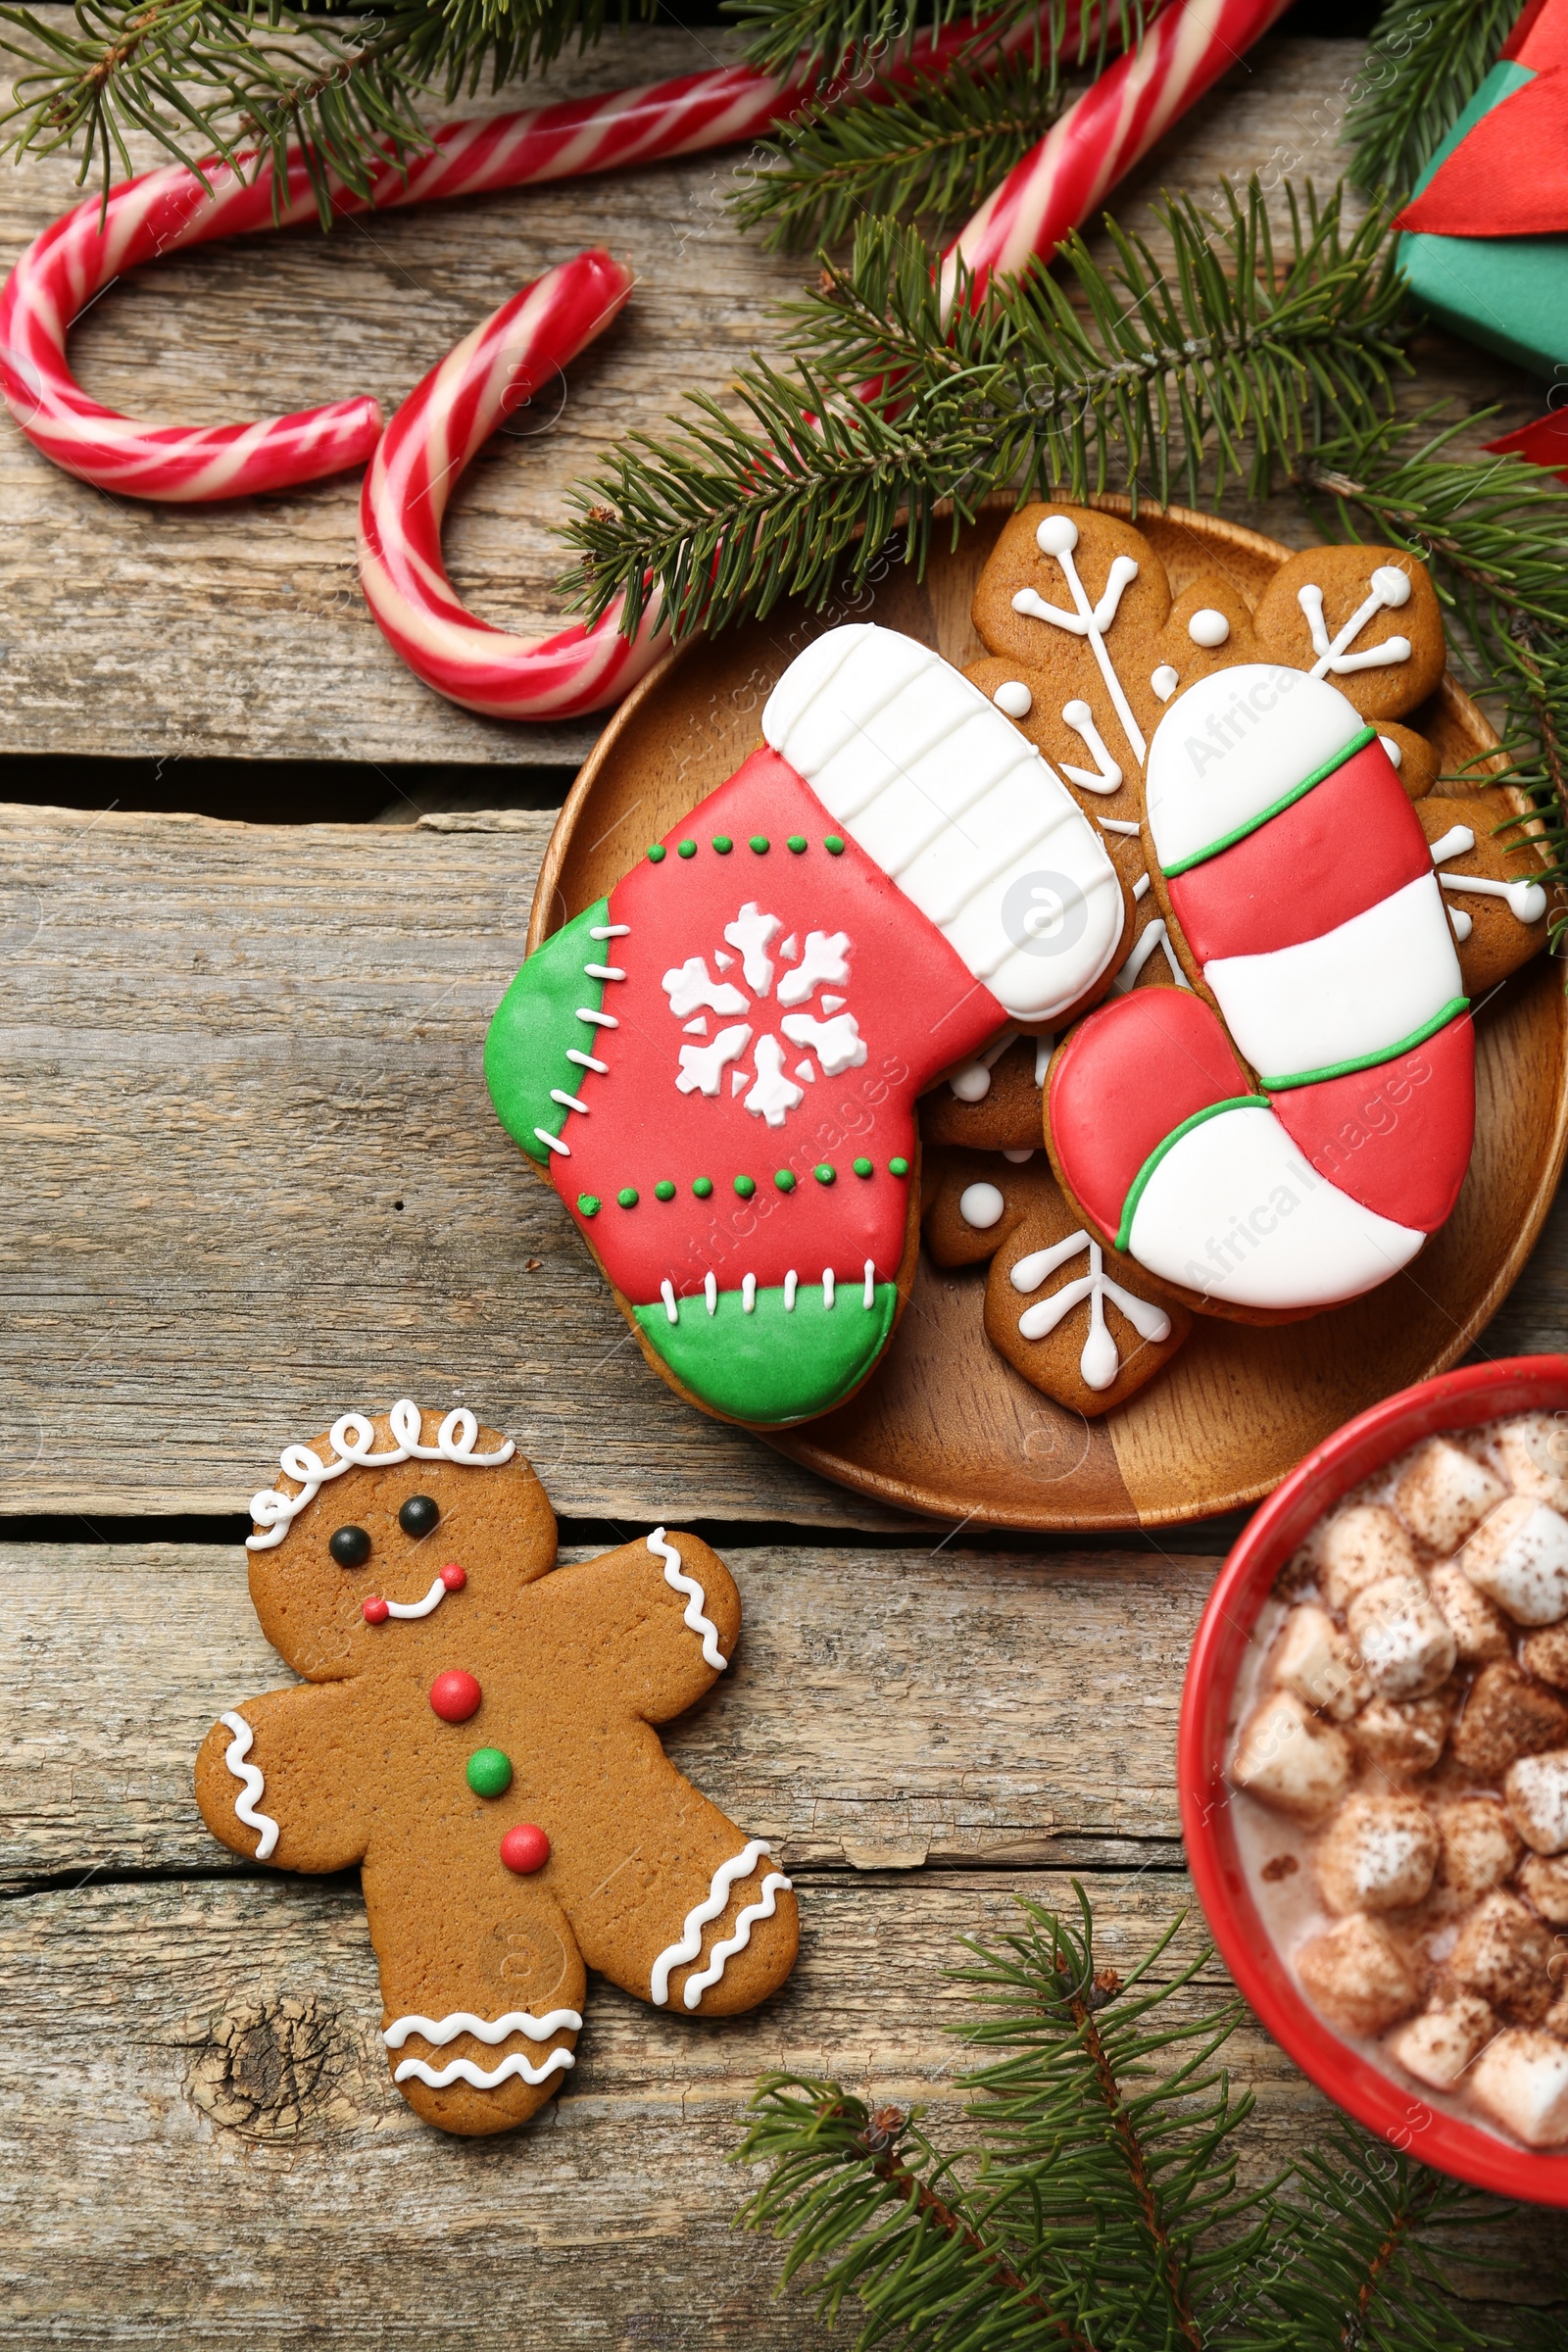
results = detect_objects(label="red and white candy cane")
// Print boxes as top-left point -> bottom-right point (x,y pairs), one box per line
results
358,249 -> 663,718
941,0 -> 1295,305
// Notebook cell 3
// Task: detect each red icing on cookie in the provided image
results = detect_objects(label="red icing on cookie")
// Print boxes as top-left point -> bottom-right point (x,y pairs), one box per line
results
499,1823 -> 551,1875
1269,1013 -> 1476,1233
1167,738 -> 1431,964
552,748 -> 1007,1304
429,1670 -> 483,1723
1049,989 -> 1252,1239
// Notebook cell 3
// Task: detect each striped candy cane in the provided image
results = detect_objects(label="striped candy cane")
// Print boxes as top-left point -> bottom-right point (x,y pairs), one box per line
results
357,249 -> 665,718
941,0 -> 1295,304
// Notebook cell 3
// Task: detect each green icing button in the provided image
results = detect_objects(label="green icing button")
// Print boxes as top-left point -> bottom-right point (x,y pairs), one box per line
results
655,1179 -> 676,1201
466,1747 -> 514,1799
677,839 -> 697,858
786,834 -> 808,853
712,835 -> 733,854
889,1156 -> 909,1177
814,1162 -> 836,1185
647,844 -> 666,862
734,1174 -> 757,1199
617,1187 -> 639,1208
693,1176 -> 713,1199
749,835 -> 769,854
824,835 -> 845,854
774,1169 -> 796,1192
577,1193 -> 601,1217
853,1157 -> 873,1178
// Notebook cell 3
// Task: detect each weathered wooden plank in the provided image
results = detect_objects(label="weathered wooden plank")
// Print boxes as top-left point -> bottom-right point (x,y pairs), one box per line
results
0,25 -> 1533,774
0,1540 -> 1212,1886
1,1872 -> 1560,2346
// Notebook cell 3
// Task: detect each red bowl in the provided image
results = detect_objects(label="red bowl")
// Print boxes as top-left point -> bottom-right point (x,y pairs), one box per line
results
1180,1352 -> 1568,2204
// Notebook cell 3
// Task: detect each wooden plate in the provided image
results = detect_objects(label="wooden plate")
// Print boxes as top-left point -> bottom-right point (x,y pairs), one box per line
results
529,498 -> 1568,1529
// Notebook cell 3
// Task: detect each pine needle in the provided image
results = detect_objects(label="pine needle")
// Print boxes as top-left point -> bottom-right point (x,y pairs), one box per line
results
727,0 -> 1152,85
1346,0 -> 1517,201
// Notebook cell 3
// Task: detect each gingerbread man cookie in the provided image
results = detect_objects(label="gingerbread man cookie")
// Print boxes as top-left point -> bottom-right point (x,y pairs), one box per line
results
194,1400 -> 799,2137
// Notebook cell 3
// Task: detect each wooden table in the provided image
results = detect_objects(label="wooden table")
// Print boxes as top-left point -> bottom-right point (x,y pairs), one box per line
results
2,14 -> 1566,2339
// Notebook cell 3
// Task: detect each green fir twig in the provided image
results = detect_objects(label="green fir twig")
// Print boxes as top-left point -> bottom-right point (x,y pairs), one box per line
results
728,0 -> 1152,86
1346,0 -> 1517,203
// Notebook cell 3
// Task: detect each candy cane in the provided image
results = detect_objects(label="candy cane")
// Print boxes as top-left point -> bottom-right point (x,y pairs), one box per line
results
941,0 -> 1295,304
357,249 -> 665,718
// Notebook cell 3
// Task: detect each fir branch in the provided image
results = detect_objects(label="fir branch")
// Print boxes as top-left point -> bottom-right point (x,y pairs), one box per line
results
728,0 -> 1152,85
1345,0 -> 1516,202
563,181 -> 1410,638
731,52 -> 1066,251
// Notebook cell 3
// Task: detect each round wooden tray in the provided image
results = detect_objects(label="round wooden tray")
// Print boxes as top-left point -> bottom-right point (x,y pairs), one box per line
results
529,497 -> 1568,1529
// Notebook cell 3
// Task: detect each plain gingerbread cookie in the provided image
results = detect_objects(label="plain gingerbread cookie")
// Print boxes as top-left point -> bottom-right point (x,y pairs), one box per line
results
194,1399 -> 799,2137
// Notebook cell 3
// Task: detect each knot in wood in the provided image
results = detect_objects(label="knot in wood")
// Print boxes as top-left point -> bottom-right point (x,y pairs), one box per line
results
184,1994 -> 369,2140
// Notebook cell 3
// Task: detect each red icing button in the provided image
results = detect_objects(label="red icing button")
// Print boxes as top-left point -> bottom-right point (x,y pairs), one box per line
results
440,1562 -> 466,1591
500,1823 -> 551,1875
362,1595 -> 390,1626
429,1669 -> 482,1723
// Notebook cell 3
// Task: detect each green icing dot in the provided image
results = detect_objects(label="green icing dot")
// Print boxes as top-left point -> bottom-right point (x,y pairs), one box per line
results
734,1174 -> 757,1199
853,1157 -> 873,1178
749,835 -> 769,854
466,1747 -> 513,1799
677,839 -> 697,858
617,1187 -> 639,1208
824,835 -> 845,854
647,844 -> 666,863
889,1156 -> 909,1178
774,1169 -> 796,1192
786,834 -> 808,854
577,1192 -> 601,1217
814,1162 -> 836,1185
712,835 -> 733,854
655,1180 -> 676,1201
693,1176 -> 714,1199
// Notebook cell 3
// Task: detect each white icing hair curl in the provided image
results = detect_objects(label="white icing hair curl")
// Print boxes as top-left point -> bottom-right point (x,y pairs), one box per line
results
247,1397 -> 515,1551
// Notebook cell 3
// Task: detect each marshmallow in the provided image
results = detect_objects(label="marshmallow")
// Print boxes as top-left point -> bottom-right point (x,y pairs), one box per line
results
1348,1690 -> 1452,1778
1395,1437 -> 1506,1553
1427,1561 -> 1510,1665
1389,1994 -> 1495,2091
1504,1748 -> 1568,1856
1230,1690 -> 1353,1819
1319,1503 -> 1422,1611
1345,1575 -> 1456,1700
1496,1413 -> 1568,1514
1433,1798 -> 1522,1908
1449,1889 -> 1556,2020
1267,1604 -> 1369,1722
1521,1624 -> 1568,1690
1469,2029 -> 1568,2148
1297,1914 -> 1421,2035
1519,1853 -> 1568,1926
1462,1496 -> 1568,1626
1450,1661 -> 1568,1778
1315,1793 -> 1439,1916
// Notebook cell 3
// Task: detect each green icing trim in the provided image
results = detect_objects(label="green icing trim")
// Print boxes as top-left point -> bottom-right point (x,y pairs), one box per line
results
1116,1097 -> 1270,1252
484,898 -> 610,1168
1161,727 -> 1376,879
1260,999 -> 1469,1092
634,1280 -> 899,1426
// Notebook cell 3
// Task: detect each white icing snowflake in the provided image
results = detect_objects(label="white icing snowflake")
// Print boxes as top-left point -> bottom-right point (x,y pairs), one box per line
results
662,902 -> 864,1126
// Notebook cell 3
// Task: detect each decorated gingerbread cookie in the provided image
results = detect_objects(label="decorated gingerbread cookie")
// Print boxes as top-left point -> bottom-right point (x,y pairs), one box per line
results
486,624 -> 1137,1429
923,1148 -> 1191,1412
962,504 -> 1556,1327
194,1400 -> 799,2137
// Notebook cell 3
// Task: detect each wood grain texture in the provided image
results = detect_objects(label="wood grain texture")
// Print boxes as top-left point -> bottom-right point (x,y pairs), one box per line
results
0,24 -> 1541,773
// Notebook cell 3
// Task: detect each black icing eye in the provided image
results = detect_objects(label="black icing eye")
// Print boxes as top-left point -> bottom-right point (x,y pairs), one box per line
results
399,1494 -> 440,1539
329,1525 -> 372,1568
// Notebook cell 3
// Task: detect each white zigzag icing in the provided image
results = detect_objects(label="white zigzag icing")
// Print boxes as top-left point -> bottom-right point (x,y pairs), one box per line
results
218,1711 -> 279,1860
382,2008 -> 583,2049
647,1528 -> 727,1670
680,1873 -> 792,2010
392,2049 -> 576,2090
650,1839 -> 772,2006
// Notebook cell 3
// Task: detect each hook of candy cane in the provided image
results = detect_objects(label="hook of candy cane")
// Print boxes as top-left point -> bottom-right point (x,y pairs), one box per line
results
939,0 -> 1296,309
357,250 -> 665,719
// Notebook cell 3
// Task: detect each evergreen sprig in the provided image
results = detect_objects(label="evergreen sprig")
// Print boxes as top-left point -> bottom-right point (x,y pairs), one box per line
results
1345,0 -> 1516,202
564,181 -> 1409,638
729,0 -> 1153,86
731,51 -> 1065,251
736,1891 -> 1541,2351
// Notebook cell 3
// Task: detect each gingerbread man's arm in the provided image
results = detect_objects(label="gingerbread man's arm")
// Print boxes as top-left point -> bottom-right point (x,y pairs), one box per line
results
194,1680 -> 368,1872
534,1529 -> 741,1722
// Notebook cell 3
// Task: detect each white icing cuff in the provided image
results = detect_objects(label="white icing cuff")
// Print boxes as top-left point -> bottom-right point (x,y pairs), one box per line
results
218,1711 -> 279,1860
650,1839 -> 773,2006
648,1528 -> 727,1670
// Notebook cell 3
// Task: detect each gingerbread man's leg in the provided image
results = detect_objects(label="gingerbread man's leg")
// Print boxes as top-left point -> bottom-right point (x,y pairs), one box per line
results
363,1848 -> 586,2137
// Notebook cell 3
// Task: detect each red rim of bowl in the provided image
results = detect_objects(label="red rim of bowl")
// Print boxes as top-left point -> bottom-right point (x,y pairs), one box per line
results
1179,1352 -> 1568,2205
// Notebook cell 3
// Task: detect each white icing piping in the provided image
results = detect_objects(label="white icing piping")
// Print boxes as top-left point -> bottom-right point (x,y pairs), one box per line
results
1012,515 -> 1147,761
1059,697 -> 1122,793
783,1272 -> 798,1309
823,1269 -> 836,1308
1299,565 -> 1412,678
946,1027 -> 1018,1102
1011,1232 -> 1171,1392
218,1711 -> 279,1859
650,1839 -> 773,2006
680,1873 -> 793,2010
1099,816 -> 1142,836
742,1273 -> 757,1313
382,1574 -> 452,1621
662,1279 -> 678,1325
541,926 -> 631,1159
648,1527 -> 728,1670
393,2049 -> 576,2090
247,1398 -> 514,1551
862,1258 -> 875,1307
1110,917 -> 1191,995
1034,1033 -> 1053,1087
1132,873 -> 1151,902
1430,825 -> 1546,923
383,2007 -> 583,2048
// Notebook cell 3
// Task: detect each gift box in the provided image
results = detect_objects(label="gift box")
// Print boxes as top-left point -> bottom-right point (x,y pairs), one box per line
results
1396,0 -> 1568,382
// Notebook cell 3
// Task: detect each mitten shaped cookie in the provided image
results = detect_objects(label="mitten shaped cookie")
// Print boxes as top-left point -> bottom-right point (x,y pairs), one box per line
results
194,1400 -> 798,2137
486,623 -> 1133,1429
923,1148 -> 1190,1411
